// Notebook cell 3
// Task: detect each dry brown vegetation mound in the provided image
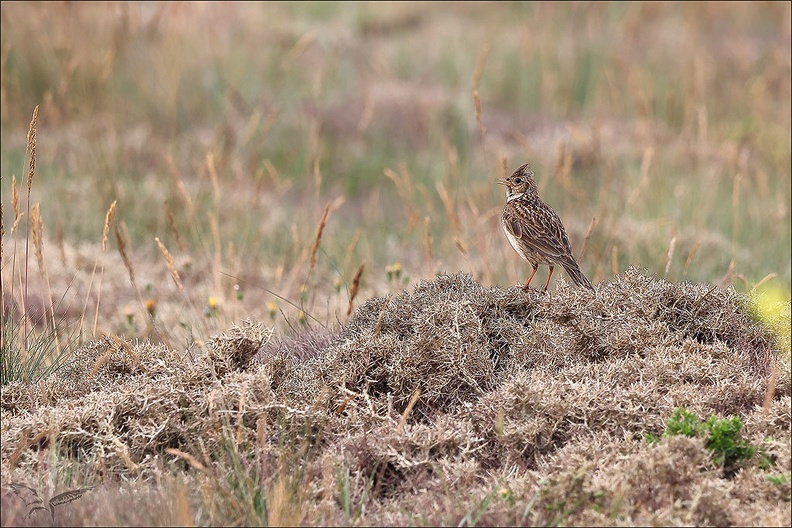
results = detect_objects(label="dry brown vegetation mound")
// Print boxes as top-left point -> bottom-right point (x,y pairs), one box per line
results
2,268 -> 790,526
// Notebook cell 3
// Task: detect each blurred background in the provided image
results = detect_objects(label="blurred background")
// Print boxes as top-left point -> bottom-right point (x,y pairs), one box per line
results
1,2 -> 790,341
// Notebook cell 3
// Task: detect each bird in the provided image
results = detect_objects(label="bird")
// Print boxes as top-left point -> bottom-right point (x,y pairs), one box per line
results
497,163 -> 594,293
10,482 -> 93,521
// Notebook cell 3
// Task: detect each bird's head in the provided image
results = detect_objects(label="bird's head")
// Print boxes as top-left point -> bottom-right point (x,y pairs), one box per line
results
496,163 -> 538,200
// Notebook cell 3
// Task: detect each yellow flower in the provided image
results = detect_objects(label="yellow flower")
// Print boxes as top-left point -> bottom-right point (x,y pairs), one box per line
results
268,301 -> 278,320
386,262 -> 402,281
751,284 -> 791,354
145,298 -> 157,317
206,296 -> 220,318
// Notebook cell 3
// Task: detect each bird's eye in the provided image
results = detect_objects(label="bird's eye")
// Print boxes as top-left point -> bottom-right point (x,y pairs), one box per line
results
514,177 -> 522,184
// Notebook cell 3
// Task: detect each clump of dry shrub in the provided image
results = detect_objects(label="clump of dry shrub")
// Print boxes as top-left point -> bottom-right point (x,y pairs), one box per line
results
2,268 -> 790,526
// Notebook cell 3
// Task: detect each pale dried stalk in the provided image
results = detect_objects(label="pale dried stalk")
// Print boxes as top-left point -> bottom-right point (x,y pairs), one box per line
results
719,260 -> 735,287
454,236 -> 470,261
342,229 -> 362,272
436,181 -> 461,233
264,159 -> 279,186
115,221 -> 136,288
165,201 -> 186,252
384,163 -> 419,227
11,175 -> 19,229
577,216 -> 597,258
166,154 -> 194,215
423,216 -> 434,264
8,176 -> 22,311
101,200 -> 117,251
357,90 -> 374,133
627,146 -> 655,207
664,229 -> 677,276
156,237 -> 184,292
22,106 -> 39,376
30,203 -> 43,272
93,200 -> 117,336
372,295 -> 390,337
26,106 -> 38,193
612,246 -> 619,277
206,152 -> 220,203
280,29 -> 316,71
684,241 -> 701,275
112,437 -> 141,474
751,273 -> 776,292
309,204 -> 330,278
347,263 -> 364,316
116,219 -> 168,348
172,484 -> 195,526
30,203 -> 60,353
499,154 -> 509,181
472,43 -> 490,141
397,387 -> 422,433
165,448 -> 208,474
762,361 -> 778,413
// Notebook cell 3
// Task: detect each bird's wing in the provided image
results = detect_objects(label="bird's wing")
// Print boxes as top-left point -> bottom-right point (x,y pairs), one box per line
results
502,211 -> 522,239
50,487 -> 94,506
504,202 -> 576,264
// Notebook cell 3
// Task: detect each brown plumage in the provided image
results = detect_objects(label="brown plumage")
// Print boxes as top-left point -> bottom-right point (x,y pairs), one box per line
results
497,163 -> 595,292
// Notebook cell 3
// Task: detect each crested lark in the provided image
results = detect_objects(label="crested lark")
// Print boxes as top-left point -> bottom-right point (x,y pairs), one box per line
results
497,163 -> 595,292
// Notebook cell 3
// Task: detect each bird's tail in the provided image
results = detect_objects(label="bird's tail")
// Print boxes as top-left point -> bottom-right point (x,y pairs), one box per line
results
562,260 -> 595,292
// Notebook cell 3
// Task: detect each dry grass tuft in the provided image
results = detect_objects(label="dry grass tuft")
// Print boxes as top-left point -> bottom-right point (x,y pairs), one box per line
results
155,237 -> 184,293
3,270 -> 788,525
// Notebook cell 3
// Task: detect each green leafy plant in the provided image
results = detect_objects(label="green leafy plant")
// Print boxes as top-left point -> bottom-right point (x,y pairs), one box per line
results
701,415 -> 756,467
658,407 -> 769,477
664,408 -> 701,438
643,433 -> 661,445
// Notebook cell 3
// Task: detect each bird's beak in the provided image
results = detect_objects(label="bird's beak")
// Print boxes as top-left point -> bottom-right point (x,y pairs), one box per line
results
496,178 -> 508,186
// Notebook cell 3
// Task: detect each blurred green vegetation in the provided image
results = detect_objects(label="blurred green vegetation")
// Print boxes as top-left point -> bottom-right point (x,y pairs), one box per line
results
1,2 -> 789,300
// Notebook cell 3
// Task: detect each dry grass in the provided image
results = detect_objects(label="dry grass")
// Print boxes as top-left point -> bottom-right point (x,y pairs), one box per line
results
1,2 -> 790,526
1,271 -> 790,526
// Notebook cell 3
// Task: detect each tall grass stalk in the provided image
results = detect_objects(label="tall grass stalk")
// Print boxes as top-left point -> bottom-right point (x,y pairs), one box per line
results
90,200 -> 117,337
22,106 -> 39,379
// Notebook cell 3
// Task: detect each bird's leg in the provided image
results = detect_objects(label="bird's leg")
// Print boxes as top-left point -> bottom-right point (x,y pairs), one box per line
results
542,266 -> 554,293
522,264 -> 539,291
